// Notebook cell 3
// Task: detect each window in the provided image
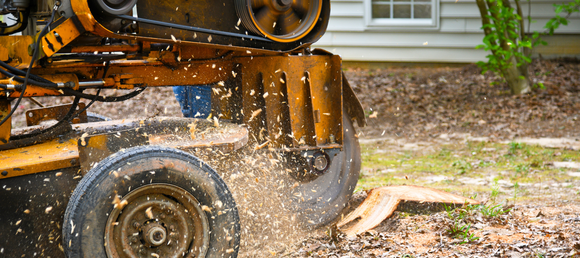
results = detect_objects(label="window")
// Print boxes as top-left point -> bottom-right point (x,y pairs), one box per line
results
365,0 -> 439,29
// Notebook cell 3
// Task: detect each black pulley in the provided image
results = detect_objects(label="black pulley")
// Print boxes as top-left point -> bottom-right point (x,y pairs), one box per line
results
92,0 -> 137,16
235,0 -> 322,42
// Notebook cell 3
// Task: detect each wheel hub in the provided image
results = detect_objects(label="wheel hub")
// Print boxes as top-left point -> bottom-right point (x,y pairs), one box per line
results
105,0 -> 126,5
313,154 -> 329,171
142,222 -> 167,247
104,184 -> 209,258
272,0 -> 293,12
277,0 -> 292,5
93,0 -> 137,16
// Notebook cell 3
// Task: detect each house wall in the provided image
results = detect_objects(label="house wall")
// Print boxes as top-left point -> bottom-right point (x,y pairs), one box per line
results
314,0 -> 580,63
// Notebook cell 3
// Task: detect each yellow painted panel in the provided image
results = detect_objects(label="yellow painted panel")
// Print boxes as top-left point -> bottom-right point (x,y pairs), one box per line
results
0,138 -> 79,179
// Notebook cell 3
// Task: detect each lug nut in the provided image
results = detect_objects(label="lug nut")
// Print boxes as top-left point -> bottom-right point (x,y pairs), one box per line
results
133,222 -> 140,229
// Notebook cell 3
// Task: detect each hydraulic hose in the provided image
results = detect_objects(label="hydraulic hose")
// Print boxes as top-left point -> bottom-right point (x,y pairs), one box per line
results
61,87 -> 147,102
1,57 -> 146,104
0,59 -> 56,84
0,67 -> 60,88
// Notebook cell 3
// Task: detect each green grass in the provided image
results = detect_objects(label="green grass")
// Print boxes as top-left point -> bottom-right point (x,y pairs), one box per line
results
357,141 -> 580,199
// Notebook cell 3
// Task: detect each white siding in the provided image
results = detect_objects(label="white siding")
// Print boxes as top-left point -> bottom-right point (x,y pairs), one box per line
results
314,0 -> 580,62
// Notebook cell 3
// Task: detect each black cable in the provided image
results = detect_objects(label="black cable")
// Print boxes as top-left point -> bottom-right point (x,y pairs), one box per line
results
1,63 -> 147,102
0,67 -> 59,88
116,14 -> 272,42
2,60 -> 145,104
2,53 -> 145,102
75,88 -> 102,118
0,59 -> 55,84
0,84 -> 23,90
61,87 -> 147,102
0,8 -> 56,127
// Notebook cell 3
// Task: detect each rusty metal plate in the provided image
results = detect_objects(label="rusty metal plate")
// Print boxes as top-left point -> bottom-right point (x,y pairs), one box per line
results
26,103 -> 88,126
236,54 -> 343,148
342,72 -> 366,127
74,117 -> 248,152
77,118 -> 248,174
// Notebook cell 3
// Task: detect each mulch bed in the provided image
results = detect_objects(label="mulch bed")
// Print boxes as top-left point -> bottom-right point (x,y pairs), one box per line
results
347,58 -> 580,140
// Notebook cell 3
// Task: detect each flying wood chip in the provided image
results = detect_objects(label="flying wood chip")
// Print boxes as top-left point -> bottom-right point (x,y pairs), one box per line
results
337,185 -> 480,237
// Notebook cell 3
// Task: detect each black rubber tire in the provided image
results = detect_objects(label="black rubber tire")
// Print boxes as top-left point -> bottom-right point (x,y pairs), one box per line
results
63,146 -> 240,258
292,109 -> 361,227
86,112 -> 111,122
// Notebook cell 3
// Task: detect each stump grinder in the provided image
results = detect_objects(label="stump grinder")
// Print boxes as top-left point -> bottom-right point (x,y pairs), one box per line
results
0,0 -> 366,257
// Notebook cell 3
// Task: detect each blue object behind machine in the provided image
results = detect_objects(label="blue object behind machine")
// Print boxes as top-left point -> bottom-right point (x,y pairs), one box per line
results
173,85 -> 212,118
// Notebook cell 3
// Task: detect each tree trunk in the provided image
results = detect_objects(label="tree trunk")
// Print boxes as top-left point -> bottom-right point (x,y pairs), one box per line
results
503,56 -> 530,94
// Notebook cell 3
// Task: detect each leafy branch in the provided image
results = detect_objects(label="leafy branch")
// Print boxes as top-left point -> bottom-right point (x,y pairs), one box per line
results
475,0 -> 580,94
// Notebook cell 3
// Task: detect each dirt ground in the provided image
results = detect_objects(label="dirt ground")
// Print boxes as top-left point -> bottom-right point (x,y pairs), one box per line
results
9,58 -> 580,257
282,59 -> 580,258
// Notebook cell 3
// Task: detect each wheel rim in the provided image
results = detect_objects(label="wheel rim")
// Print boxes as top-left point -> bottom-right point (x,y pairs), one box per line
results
104,184 -> 209,258
289,110 -> 361,227
235,0 -> 322,42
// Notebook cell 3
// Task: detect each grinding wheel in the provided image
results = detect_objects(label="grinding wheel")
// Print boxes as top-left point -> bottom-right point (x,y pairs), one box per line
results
235,0 -> 323,42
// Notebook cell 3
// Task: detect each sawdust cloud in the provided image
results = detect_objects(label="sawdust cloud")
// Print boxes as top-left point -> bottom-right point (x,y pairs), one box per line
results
193,145 -> 311,257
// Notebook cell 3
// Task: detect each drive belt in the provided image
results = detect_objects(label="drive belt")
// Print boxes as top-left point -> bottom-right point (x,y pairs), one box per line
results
115,14 -> 273,42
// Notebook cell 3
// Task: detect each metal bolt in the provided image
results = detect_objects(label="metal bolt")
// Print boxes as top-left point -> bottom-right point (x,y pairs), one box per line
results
313,154 -> 329,172
169,225 -> 176,232
133,221 -> 140,229
329,134 -> 336,144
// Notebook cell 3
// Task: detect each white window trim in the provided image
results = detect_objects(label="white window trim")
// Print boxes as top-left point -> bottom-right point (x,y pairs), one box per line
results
364,0 -> 440,31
